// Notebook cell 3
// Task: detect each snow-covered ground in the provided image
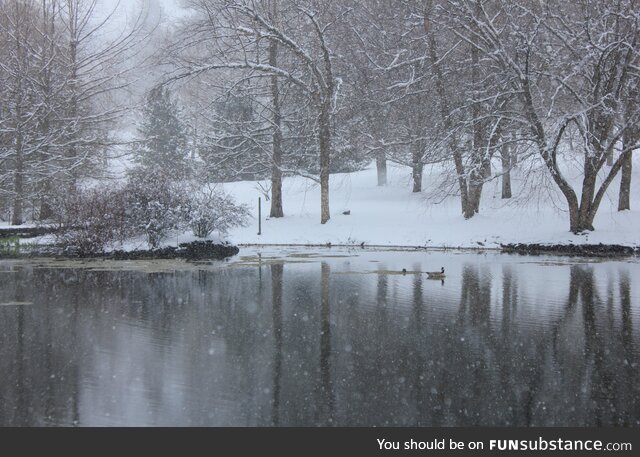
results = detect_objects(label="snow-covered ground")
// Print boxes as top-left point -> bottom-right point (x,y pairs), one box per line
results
221,159 -> 640,248
3,157 -> 638,250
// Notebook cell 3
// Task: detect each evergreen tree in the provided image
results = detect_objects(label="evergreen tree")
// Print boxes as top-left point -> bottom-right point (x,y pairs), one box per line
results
134,86 -> 188,177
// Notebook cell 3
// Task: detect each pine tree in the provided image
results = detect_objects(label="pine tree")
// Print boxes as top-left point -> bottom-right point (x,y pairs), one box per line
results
135,86 -> 188,178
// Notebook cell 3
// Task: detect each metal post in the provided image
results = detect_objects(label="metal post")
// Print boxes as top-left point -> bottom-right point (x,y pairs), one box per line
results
258,197 -> 262,235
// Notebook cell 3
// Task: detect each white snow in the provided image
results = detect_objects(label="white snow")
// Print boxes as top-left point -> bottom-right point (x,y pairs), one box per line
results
220,159 -> 640,248
3,157 -> 638,251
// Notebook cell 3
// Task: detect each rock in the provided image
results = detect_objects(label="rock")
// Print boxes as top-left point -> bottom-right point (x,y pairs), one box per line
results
178,241 -> 240,260
342,210 -> 351,215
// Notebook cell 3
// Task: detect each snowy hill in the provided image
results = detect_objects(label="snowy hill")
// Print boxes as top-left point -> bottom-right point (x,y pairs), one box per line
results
221,159 -> 640,249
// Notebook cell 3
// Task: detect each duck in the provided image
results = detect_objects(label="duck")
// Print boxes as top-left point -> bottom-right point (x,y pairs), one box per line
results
426,267 -> 445,279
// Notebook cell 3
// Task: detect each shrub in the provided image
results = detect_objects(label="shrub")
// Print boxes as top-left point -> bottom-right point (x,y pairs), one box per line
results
124,167 -> 190,248
52,186 -> 129,255
50,168 -> 250,254
186,184 -> 250,238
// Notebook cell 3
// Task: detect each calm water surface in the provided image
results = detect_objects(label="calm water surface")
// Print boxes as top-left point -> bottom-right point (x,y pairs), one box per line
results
0,248 -> 639,426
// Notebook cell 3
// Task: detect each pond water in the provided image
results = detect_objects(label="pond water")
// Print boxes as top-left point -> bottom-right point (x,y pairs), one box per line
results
0,248 -> 639,426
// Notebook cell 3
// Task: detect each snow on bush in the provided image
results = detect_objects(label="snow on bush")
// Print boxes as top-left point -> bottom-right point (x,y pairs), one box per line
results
124,167 -> 190,249
51,167 -> 251,253
52,186 -> 129,255
186,183 -> 250,238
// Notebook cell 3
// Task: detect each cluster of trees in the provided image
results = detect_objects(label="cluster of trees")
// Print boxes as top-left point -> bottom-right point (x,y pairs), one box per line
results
163,0 -> 638,232
54,86 -> 249,254
0,0 -> 143,225
2,0 -> 638,235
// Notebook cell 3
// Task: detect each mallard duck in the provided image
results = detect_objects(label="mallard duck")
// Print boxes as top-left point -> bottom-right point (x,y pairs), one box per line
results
426,267 -> 445,279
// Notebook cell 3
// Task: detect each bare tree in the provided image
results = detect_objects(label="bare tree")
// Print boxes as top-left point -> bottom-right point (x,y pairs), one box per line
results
268,0 -> 284,217
449,0 -> 640,232
168,0 -> 342,224
0,0 -> 39,225
0,0 -> 148,225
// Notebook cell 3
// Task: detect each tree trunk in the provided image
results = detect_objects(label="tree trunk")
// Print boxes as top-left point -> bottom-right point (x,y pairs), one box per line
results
482,158 -> 492,179
39,180 -> 54,221
427,26 -> 469,216
269,33 -> 284,218
501,143 -> 512,199
467,9 -> 483,219
11,29 -> 24,227
38,0 -> 55,221
11,136 -> 24,226
319,102 -> 331,225
412,162 -> 424,193
576,155 -> 598,231
66,3 -> 79,191
411,140 -> 424,193
618,126 -> 636,211
465,176 -> 482,218
618,151 -> 632,211
376,151 -> 387,186
606,150 -> 614,166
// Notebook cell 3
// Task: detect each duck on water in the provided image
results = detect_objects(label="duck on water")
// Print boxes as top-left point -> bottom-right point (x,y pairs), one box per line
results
426,267 -> 445,279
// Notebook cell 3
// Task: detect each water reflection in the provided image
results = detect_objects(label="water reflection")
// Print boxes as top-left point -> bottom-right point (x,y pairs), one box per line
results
0,253 -> 638,426
271,263 -> 283,427
317,262 -> 334,425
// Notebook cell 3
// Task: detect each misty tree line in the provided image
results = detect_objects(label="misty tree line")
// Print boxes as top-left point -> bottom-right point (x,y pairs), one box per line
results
1,0 -> 639,234
0,0 -> 143,226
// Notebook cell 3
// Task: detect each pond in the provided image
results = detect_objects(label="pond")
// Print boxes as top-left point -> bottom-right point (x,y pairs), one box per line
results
0,248 -> 639,426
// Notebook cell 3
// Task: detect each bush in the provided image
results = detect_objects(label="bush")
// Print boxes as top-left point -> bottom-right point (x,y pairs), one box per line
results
50,168 -> 250,254
52,186 -> 129,255
186,184 -> 250,238
124,167 -> 190,248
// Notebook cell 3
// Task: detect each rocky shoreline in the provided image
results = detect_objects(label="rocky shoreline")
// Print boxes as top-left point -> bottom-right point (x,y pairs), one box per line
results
500,243 -> 639,257
3,239 -> 638,260
0,240 -> 240,261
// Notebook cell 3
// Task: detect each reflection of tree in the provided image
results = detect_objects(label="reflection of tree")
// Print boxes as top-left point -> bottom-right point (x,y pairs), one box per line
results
501,267 -> 517,335
577,267 -> 607,425
270,263 -> 283,426
316,262 -> 334,425
454,264 -> 493,425
0,258 -> 637,426
411,263 -> 427,425
376,267 -> 388,307
16,296 -> 26,426
619,272 -> 636,426
459,264 -> 491,326
498,266 -> 519,425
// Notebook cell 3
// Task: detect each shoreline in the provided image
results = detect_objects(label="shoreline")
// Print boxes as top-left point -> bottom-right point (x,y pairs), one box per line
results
239,242 -> 639,258
0,240 -> 240,261
2,241 -> 638,261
